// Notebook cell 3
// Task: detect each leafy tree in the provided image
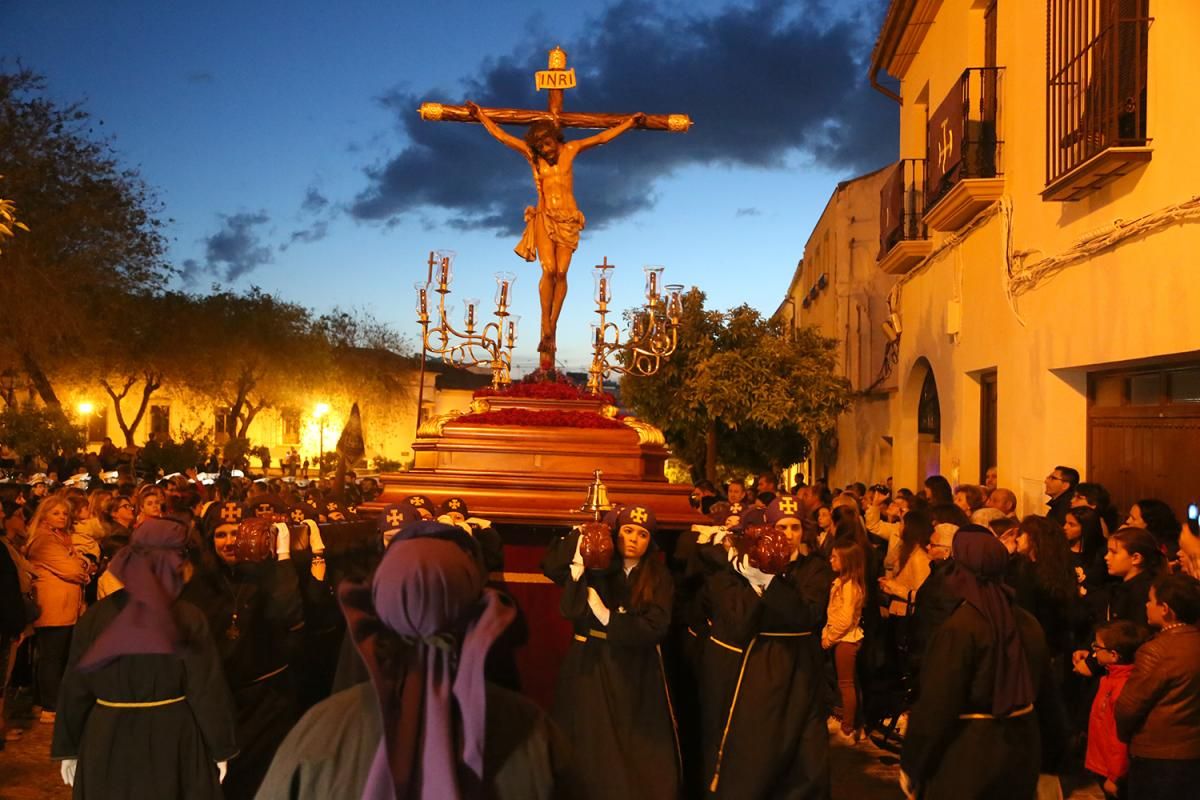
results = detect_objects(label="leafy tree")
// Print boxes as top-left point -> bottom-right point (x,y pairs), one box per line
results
0,174 -> 29,253
140,434 -> 211,476
0,403 -> 85,465
621,290 -> 850,481
0,70 -> 169,408
181,287 -> 330,440
80,291 -> 196,446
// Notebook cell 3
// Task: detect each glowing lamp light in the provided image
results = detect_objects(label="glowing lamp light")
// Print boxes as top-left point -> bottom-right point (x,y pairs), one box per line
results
314,402 -> 331,419
77,401 -> 94,415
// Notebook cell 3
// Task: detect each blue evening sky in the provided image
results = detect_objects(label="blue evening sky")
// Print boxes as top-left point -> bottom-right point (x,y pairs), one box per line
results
2,0 -> 896,371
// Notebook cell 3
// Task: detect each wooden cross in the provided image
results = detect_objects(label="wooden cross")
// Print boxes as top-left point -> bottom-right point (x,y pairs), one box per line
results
419,47 -> 691,370
418,46 -> 692,134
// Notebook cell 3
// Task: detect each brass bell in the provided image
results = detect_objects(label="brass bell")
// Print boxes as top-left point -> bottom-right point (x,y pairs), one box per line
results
579,469 -> 612,520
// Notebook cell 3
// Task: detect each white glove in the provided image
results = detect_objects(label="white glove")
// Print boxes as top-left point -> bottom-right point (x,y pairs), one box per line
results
305,520 -> 324,555
437,514 -> 475,536
711,527 -> 730,545
217,760 -> 228,784
569,533 -> 584,582
692,524 -> 720,544
274,523 -> 291,560
734,554 -> 773,594
465,516 -> 491,529
61,759 -> 77,786
586,587 -> 611,626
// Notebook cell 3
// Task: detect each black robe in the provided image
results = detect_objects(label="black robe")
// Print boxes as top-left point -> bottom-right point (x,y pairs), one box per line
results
552,560 -> 680,800
181,558 -> 304,800
51,591 -> 238,800
702,552 -> 833,799
900,602 -> 1067,799
290,553 -> 341,711
1101,569 -> 1155,627
254,680 -> 571,799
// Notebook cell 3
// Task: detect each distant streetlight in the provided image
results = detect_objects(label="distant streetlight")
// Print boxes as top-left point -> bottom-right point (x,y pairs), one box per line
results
77,401 -> 95,443
314,403 -> 330,476
77,401 -> 94,416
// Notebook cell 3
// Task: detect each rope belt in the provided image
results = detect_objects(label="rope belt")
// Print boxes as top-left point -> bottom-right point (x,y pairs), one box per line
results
97,696 -> 185,709
573,629 -> 608,642
707,628 -> 818,792
959,703 -> 1034,720
251,664 -> 289,684
708,636 -> 745,654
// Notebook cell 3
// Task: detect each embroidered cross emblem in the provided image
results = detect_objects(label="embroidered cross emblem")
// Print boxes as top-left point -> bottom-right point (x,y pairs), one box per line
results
448,499 -> 462,509
220,503 -> 241,523
779,497 -> 798,515
630,507 -> 648,524
257,503 -> 273,514
327,502 -> 338,512
729,503 -> 743,514
410,497 -> 425,507
291,509 -> 304,523
387,509 -> 403,526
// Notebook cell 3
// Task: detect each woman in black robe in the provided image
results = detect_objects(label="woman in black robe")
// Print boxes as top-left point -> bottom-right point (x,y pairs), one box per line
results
702,497 -> 833,799
900,528 -> 1066,800
51,517 -> 237,798
552,504 -> 680,800
181,502 -> 305,800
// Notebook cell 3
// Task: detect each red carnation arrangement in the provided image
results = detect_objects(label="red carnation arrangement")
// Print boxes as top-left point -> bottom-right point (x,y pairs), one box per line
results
475,369 -> 616,405
449,408 -> 626,429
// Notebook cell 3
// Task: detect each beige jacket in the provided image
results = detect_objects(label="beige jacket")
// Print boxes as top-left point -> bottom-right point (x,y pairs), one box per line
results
26,530 -> 90,628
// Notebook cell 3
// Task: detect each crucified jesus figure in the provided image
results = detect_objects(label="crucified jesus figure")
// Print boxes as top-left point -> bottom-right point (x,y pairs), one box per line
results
467,102 -> 645,369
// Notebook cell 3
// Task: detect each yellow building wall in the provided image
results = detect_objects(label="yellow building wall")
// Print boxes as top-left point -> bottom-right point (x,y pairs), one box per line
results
63,374 -> 483,469
876,0 -> 1200,513
786,168 -> 899,488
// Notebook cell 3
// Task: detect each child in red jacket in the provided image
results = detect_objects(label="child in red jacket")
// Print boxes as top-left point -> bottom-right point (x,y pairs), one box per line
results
1086,620 -> 1148,798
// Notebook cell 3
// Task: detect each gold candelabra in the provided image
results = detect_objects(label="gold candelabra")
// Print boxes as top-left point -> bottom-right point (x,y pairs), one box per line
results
416,250 -> 519,389
587,257 -> 682,394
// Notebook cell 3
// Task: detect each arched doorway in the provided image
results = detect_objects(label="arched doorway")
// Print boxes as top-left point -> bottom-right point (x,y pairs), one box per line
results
913,359 -> 942,484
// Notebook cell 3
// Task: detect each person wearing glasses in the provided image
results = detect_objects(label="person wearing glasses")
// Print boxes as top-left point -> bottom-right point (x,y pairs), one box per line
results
1044,466 -> 1080,525
1077,620 -> 1146,799
96,495 -> 136,600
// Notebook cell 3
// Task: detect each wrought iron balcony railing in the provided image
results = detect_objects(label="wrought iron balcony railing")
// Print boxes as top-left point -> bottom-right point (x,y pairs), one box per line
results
1045,0 -> 1151,197
927,67 -> 1004,212
879,158 -> 928,262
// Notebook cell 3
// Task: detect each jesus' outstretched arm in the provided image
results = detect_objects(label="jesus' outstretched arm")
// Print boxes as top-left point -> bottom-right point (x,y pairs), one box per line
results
466,102 -> 530,157
572,112 -> 646,153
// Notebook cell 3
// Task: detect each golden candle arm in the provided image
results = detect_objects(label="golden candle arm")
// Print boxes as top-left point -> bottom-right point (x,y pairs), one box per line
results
419,103 -> 692,133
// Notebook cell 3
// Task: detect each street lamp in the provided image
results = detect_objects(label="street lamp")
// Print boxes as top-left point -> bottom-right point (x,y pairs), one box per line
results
77,401 -> 95,443
314,403 -> 330,477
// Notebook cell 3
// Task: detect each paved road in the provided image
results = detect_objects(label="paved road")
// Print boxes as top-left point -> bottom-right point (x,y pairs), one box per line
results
0,712 -> 1102,800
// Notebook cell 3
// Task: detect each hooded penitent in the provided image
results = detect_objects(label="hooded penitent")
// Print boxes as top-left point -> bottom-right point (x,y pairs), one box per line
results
338,523 -> 516,799
77,517 -> 189,671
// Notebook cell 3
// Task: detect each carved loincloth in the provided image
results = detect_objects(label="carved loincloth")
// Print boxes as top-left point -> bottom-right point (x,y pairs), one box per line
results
514,205 -> 585,262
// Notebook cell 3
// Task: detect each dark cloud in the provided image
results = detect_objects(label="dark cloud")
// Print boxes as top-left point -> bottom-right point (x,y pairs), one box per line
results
301,186 -> 329,214
183,211 -> 274,284
736,207 -> 762,217
281,220 -> 329,251
350,0 -> 896,236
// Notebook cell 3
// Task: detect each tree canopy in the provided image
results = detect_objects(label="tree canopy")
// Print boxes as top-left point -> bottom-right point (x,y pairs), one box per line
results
620,289 -> 851,481
0,69 -> 170,407
0,70 -> 415,453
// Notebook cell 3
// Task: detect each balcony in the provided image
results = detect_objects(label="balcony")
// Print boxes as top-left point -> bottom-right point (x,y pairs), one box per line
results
1043,0 -> 1152,201
878,159 -> 932,275
924,67 -> 1005,232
